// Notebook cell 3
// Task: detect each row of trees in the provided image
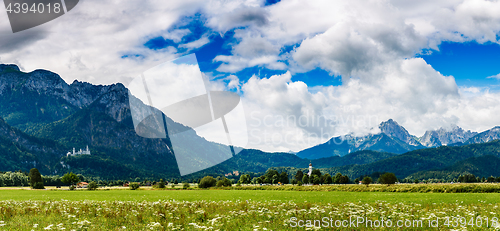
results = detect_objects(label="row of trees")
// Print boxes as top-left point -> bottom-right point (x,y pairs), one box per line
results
0,169 -> 47,189
459,174 -> 500,183
292,169 -> 350,185
401,174 -> 500,184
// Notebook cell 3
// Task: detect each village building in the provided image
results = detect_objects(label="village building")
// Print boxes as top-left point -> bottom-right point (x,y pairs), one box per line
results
77,182 -> 88,188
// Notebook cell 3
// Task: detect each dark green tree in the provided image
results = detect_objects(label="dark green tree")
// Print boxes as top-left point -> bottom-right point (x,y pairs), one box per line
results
238,174 -> 251,184
295,170 -> 304,182
362,176 -> 373,187
323,173 -> 333,184
302,175 -> 309,184
271,174 -> 279,185
263,169 -> 279,184
379,173 -> 397,185
333,173 -> 342,184
279,172 -> 289,184
158,179 -> 166,188
311,169 -> 322,178
339,175 -> 349,184
28,168 -> 44,189
312,175 -> 321,185
61,172 -> 80,188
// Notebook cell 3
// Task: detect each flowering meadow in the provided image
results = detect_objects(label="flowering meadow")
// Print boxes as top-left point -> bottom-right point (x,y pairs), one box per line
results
1,198 -> 500,230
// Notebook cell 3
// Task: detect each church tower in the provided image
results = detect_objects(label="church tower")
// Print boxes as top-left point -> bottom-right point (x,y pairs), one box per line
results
308,162 -> 313,176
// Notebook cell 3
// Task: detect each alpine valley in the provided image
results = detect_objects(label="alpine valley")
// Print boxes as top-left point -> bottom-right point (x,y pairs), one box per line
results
2,64 -> 500,181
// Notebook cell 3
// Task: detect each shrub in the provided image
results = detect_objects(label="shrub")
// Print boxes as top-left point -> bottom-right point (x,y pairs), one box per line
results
199,176 -> 217,189
32,182 -> 45,189
87,181 -> 98,190
183,182 -> 190,189
69,185 -> 75,191
216,180 -> 224,187
158,179 -> 166,189
216,177 -> 232,187
129,182 -> 140,190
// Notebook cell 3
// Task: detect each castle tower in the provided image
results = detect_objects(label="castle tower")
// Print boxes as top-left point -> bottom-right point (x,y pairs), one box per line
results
308,162 -> 313,176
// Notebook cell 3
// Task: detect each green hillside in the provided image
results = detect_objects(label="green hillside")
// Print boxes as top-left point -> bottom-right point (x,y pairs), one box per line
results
409,155 -> 500,180
186,149 -> 397,179
0,117 -> 64,174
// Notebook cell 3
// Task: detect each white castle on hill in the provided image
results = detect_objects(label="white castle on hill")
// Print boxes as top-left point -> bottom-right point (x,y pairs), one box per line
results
67,146 -> 91,157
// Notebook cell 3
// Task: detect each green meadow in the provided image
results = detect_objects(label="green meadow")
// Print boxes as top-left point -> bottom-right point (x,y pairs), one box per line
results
0,188 -> 500,204
1,185 -> 500,230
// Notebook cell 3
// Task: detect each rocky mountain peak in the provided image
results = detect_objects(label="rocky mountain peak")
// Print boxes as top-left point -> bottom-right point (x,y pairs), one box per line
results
420,125 -> 477,147
379,119 -> 420,146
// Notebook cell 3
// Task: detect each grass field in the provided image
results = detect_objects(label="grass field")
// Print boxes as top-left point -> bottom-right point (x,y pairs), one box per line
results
1,185 -> 500,230
1,188 -> 500,204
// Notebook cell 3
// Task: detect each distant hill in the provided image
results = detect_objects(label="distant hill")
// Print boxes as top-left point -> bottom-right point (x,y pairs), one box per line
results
187,149 -> 397,179
409,155 -> 500,180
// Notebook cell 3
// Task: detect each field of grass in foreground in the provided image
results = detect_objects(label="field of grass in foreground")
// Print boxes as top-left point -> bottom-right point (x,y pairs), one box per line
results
1,185 -> 500,230
2,188 -> 500,204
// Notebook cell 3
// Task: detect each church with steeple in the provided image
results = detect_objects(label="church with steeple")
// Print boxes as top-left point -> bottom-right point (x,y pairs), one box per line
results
308,162 -> 313,176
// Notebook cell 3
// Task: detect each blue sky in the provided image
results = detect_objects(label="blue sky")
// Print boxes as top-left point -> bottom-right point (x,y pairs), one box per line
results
142,15 -> 500,90
419,42 -> 500,88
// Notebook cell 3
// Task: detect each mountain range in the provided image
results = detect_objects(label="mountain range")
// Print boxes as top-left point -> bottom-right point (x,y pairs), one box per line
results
296,119 -> 500,159
1,63 -> 500,181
